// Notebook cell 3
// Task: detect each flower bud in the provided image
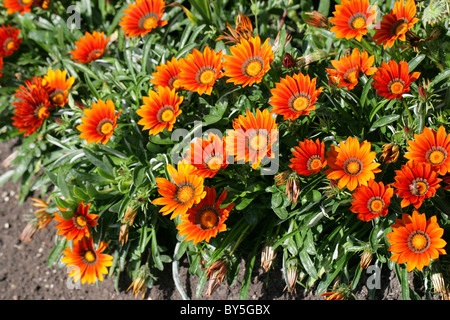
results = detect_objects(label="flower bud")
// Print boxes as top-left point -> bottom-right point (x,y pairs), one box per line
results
283,53 -> 296,69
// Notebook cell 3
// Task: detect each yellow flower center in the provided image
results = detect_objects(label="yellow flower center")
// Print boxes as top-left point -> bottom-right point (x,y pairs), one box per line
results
407,230 -> 430,253
292,95 -> 310,112
343,66 -> 359,84
20,0 -> 33,4
243,57 -> 264,77
5,39 -> 15,51
249,133 -> 268,152
198,69 -> 216,85
350,15 -> 366,30
410,179 -> 429,196
142,16 -> 158,30
197,208 -> 219,230
206,156 -> 223,172
100,121 -> 113,135
367,197 -> 385,214
87,49 -> 103,61
84,250 -> 97,263
343,158 -> 363,176
51,90 -> 65,105
306,156 -> 323,171
36,105 -> 50,119
74,215 -> 87,228
161,108 -> 175,122
426,146 -> 447,166
391,18 -> 409,36
388,78 -> 405,95
176,183 -> 195,205
395,22 -> 408,36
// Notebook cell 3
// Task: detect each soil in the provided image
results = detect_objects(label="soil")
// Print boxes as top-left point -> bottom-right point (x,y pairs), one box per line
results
0,138 -> 437,302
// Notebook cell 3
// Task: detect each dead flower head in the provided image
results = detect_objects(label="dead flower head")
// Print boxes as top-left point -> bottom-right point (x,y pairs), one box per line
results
303,11 -> 329,29
380,143 -> 400,164
216,12 -> 253,44
20,198 -> 53,243
261,241 -> 277,272
205,260 -> 228,296
126,264 -> 153,299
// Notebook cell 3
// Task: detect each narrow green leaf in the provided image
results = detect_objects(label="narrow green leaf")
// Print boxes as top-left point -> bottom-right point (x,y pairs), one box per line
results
407,54 -> 426,72
369,114 -> 400,132
47,236 -> 67,267
299,248 -> 318,280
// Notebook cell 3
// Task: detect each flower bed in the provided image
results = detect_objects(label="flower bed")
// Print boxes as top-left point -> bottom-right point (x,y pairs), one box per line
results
0,0 -> 449,300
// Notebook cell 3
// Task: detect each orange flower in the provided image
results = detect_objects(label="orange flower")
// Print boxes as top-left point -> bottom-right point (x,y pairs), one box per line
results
3,0 -> 33,15
176,186 -> 235,245
392,161 -> 441,209
216,12 -> 253,44
119,0 -> 168,37
289,138 -> 327,176
54,202 -> 99,241
303,11 -> 330,29
324,136 -> 381,191
150,56 -> 183,90
11,76 -> 51,136
33,0 -> 50,9
350,179 -> 394,221
223,35 -> 274,88
183,132 -> 228,178
326,48 -> 377,90
70,31 -> 109,64
270,72 -> 323,120
404,126 -> 450,176
178,46 -> 224,96
42,69 -> 75,107
76,99 -> 121,144
0,25 -> 22,57
152,162 -> 207,219
371,0 -> 419,49
329,0 -> 378,42
225,108 -> 278,170
372,60 -> 420,99
61,237 -> 113,285
136,86 -> 183,135
386,210 -> 447,272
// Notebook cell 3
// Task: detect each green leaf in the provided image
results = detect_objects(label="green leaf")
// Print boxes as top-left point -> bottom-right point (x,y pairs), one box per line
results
407,54 -> 426,72
47,236 -> 67,267
369,114 -> 400,132
299,248 -> 318,280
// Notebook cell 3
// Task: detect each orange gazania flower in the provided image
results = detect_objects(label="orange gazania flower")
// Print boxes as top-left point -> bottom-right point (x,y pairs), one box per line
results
223,35 -> 274,88
3,0 -> 33,15
216,12 -> 253,44
350,179 -> 394,221
371,0 -> 419,49
43,69 -> 75,107
270,72 -> 323,120
61,237 -> 113,285
33,0 -> 50,9
372,59 -> 420,99
0,25 -> 22,57
152,162 -> 207,219
11,76 -> 51,136
289,138 -> 327,176
225,108 -> 278,170
386,210 -> 447,272
326,47 -> 377,90
176,186 -> 235,245
329,0 -> 378,42
76,99 -> 121,144
392,161 -> 441,209
404,126 -> 450,176
54,202 -> 99,241
324,136 -> 381,191
119,0 -> 168,38
70,31 -> 109,64
183,132 -> 228,179
178,46 -> 224,96
150,56 -> 183,90
136,86 -> 183,136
